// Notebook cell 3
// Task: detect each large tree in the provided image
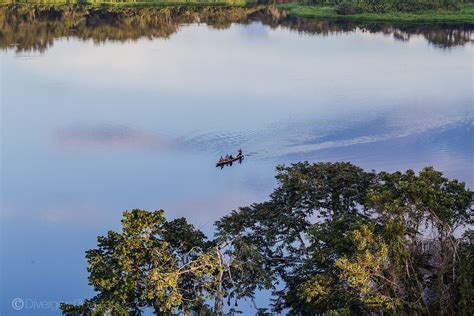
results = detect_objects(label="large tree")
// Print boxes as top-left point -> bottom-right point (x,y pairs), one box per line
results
215,162 -> 377,314
62,163 -> 473,315
61,209 -> 224,315
216,163 -> 473,315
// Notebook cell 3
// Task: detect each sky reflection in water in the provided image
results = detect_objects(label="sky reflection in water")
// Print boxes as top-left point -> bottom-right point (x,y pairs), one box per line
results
1,19 -> 473,315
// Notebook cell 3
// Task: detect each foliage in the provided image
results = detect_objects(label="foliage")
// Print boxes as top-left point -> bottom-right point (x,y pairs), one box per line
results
335,1 -> 355,14
61,209 -> 224,315
215,162 -> 377,313
4,0 -> 252,6
454,230 -> 474,316
63,163 -> 473,314
0,4 -> 270,52
279,2 -> 474,22
1,4 -> 472,55
216,162 -> 473,314
293,0 -> 468,13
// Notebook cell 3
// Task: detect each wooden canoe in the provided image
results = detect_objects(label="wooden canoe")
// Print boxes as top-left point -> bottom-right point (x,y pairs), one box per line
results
216,154 -> 244,167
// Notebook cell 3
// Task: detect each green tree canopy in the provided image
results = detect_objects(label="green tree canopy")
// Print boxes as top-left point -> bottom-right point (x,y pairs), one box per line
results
61,209 -> 223,315
216,162 -> 473,315
62,163 -> 473,315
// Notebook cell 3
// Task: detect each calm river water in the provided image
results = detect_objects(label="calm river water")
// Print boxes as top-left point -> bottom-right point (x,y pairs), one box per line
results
1,6 -> 473,315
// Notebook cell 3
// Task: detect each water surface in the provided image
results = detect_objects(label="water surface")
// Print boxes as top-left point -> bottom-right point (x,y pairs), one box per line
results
1,6 -> 473,315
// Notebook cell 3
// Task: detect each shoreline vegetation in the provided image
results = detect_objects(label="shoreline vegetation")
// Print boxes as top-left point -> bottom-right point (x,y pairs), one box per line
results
2,1 -> 474,23
0,2 -> 252,7
279,3 -> 474,23
1,3 -> 472,52
1,0 -> 256,6
2,4 -> 472,52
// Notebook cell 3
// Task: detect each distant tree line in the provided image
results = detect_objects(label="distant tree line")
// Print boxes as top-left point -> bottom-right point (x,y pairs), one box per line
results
61,162 -> 473,315
1,4 -> 472,53
298,0 -> 470,14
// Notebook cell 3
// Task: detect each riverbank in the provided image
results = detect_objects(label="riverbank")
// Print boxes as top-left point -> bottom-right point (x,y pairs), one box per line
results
278,3 -> 474,23
0,0 -> 253,7
2,3 -> 471,52
4,1 -> 474,23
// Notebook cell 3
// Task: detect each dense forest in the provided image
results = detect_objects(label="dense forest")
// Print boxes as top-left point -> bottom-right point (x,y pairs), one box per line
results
1,4 -> 472,53
60,162 -> 473,315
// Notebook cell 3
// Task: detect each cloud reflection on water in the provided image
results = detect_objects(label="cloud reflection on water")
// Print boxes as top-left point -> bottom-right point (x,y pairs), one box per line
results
1,15 -> 473,316
55,124 -> 173,151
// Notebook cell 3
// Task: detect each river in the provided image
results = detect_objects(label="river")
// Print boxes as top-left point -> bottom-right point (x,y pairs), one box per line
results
0,5 -> 473,315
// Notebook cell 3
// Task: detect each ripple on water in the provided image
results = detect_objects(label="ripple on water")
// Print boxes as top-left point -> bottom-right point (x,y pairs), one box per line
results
177,115 -> 473,164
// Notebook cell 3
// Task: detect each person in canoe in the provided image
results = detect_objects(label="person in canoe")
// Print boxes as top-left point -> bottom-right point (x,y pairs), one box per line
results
216,150 -> 245,168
